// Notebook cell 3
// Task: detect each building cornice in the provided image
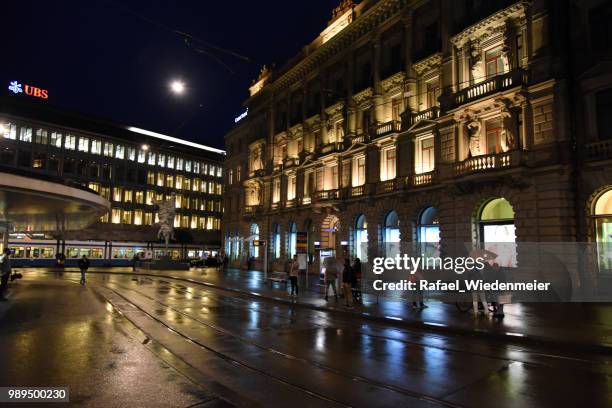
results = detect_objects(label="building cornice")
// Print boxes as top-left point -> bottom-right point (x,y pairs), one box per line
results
265,0 -> 405,96
451,1 -> 529,49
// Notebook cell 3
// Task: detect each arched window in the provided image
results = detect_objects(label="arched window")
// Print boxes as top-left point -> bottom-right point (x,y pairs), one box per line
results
593,189 -> 612,270
479,198 -> 515,243
478,197 -> 516,267
354,214 -> 368,261
250,224 -> 259,258
383,210 -> 400,256
225,233 -> 232,258
287,222 -> 297,258
232,228 -> 240,260
272,223 -> 281,259
417,207 -> 440,243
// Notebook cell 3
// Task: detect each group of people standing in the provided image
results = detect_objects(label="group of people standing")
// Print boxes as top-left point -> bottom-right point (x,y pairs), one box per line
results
322,257 -> 362,308
287,255 -> 362,307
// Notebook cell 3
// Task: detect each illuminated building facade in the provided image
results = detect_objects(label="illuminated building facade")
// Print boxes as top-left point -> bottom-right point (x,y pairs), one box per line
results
224,0 -> 612,276
0,97 -> 224,264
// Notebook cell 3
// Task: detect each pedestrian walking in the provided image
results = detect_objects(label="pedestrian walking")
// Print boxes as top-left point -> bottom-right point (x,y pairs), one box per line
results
342,259 -> 355,307
352,257 -> 362,303
322,257 -> 338,302
410,268 -> 427,309
0,248 -> 12,301
78,255 -> 90,285
289,254 -> 299,296
132,253 -> 140,272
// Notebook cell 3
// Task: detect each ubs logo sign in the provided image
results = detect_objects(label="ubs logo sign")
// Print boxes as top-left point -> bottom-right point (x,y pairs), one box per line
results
8,80 -> 49,99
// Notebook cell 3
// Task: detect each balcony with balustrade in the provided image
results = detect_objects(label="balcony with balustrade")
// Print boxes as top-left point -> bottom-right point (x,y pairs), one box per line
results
314,189 -> 340,202
317,142 -> 344,157
408,107 -> 440,127
453,150 -> 522,177
410,170 -> 436,187
584,139 -> 612,161
443,69 -> 529,111
350,185 -> 365,197
376,179 -> 398,194
373,120 -> 401,139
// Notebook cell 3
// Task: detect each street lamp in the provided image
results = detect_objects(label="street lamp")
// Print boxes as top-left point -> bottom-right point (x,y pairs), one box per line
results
141,144 -> 149,151
170,80 -> 185,95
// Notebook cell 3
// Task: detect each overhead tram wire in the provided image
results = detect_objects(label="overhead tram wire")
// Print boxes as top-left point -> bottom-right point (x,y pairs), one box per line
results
106,0 -> 258,73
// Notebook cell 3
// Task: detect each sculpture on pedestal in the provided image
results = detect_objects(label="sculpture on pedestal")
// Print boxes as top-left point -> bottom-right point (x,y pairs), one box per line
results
467,117 -> 482,157
154,193 -> 176,255
500,106 -> 516,152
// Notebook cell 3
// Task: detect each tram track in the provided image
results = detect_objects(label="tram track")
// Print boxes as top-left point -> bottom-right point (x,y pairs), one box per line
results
119,275 -> 607,373
100,278 -> 463,408
46,270 -> 607,375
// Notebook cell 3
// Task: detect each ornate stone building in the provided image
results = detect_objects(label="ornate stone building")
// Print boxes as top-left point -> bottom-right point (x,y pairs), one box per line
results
223,0 -> 612,275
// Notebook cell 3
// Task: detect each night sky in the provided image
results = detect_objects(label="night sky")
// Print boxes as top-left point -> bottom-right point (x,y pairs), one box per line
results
2,0 -> 341,149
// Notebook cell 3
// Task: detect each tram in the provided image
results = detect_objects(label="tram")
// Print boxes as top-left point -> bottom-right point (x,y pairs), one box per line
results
6,236 -> 218,267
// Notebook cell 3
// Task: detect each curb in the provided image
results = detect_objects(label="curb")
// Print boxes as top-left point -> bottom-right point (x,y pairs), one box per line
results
38,268 -> 612,354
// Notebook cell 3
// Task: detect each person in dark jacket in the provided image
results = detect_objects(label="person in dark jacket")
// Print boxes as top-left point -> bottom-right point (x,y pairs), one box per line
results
351,258 -> 362,303
342,258 -> 356,307
78,255 -> 90,285
0,248 -> 12,301
132,253 -> 140,272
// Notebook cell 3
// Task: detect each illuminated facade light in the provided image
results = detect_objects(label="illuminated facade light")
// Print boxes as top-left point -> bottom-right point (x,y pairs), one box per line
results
126,126 -> 226,155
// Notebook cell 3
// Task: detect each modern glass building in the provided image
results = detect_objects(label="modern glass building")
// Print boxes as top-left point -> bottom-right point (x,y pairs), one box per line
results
0,96 -> 225,265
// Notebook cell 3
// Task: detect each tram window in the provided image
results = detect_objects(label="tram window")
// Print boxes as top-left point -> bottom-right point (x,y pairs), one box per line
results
40,248 -> 55,258
11,247 -> 26,258
67,248 -> 80,258
80,248 -> 104,259
112,248 -> 136,259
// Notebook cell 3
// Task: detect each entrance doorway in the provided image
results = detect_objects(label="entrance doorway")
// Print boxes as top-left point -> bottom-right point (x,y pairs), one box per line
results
477,197 -> 516,267
321,215 -> 339,250
593,189 -> 612,271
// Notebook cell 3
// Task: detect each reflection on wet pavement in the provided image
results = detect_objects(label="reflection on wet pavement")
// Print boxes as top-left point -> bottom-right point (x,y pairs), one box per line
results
4,271 -> 611,408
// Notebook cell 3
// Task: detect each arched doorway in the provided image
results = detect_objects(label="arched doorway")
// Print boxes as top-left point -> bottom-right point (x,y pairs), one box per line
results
304,219 -> 315,264
287,222 -> 297,258
354,214 -> 368,261
321,215 -> 339,250
272,223 -> 281,259
478,197 -> 516,267
478,198 -> 515,242
232,228 -> 240,260
417,206 -> 440,257
249,224 -> 259,258
383,210 -> 400,256
417,207 -> 440,243
593,189 -> 612,270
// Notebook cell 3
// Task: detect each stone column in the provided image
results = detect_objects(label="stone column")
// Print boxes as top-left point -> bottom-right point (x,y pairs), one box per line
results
403,13 -> 418,113
439,0 -> 454,103
521,97 -> 533,151
348,105 -> 357,136
397,133 -> 412,180
373,35 -> 384,123
320,72 -> 329,146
